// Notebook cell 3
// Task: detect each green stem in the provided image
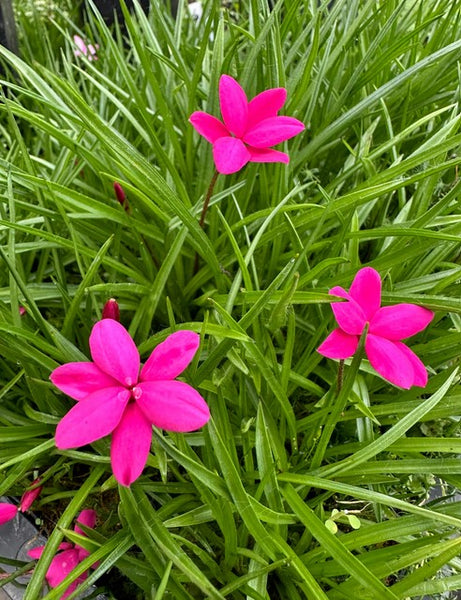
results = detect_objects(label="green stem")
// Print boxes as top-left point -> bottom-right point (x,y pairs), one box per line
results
336,359 -> 345,395
194,170 -> 220,274
310,326 -> 368,471
199,169 -> 219,229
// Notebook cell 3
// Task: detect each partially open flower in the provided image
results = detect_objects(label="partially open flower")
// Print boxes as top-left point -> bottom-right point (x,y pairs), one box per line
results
28,509 -> 97,599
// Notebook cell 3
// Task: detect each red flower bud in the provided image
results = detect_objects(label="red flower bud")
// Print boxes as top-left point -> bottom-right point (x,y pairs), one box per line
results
113,182 -> 129,211
102,298 -> 120,321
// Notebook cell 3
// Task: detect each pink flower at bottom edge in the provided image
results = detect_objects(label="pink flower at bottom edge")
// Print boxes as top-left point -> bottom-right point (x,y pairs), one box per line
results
51,321 -> 210,486
317,267 -> 434,389
28,509 -> 97,599
190,74 -> 305,174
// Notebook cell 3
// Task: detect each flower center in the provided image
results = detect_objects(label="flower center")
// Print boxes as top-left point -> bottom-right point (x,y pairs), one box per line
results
131,386 -> 142,401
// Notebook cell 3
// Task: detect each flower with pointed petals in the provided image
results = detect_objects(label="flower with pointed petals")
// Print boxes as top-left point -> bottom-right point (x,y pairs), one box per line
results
189,74 -> 305,174
28,509 -> 97,599
73,35 -> 99,61
317,267 -> 434,389
51,320 -> 210,486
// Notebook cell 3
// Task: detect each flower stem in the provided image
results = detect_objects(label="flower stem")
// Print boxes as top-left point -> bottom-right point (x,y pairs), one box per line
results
194,170 -> 219,274
336,359 -> 345,394
198,169 -> 219,228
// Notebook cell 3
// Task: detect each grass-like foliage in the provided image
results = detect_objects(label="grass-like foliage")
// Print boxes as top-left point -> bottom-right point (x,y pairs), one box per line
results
0,0 -> 461,598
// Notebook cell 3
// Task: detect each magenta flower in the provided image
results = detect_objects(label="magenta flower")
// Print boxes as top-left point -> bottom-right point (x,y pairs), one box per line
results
73,35 -> 98,61
28,509 -> 97,599
317,267 -> 434,389
51,320 -> 210,486
189,74 -> 305,174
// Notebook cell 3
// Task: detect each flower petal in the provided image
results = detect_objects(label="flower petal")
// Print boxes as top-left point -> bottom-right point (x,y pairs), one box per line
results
141,331 -> 200,382
365,334 -> 414,388
28,543 -> 73,561
74,509 -> 97,536
28,545 -> 45,560
247,88 -> 287,129
247,146 -> 290,164
55,387 -> 130,449
89,319 -> 140,387
349,267 -> 381,320
189,111 -> 229,143
46,548 -> 80,588
0,503 -> 17,525
111,403 -> 153,487
329,286 -> 367,335
243,116 -> 305,148
73,35 -> 87,54
370,304 -> 434,340
394,342 -> 428,387
219,74 -> 248,137
317,328 -> 359,359
135,380 -> 210,432
50,362 -> 119,401
212,137 -> 251,174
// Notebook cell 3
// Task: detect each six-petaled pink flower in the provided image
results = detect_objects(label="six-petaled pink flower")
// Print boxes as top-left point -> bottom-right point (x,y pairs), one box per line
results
317,267 -> 434,389
73,35 -> 99,61
189,74 -> 305,174
51,320 -> 210,486
28,509 -> 97,599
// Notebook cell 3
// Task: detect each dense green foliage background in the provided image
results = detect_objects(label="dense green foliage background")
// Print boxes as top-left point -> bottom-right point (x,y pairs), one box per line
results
0,0 -> 460,598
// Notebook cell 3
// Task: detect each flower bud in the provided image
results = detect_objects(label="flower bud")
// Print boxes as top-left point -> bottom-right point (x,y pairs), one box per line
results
19,479 -> 42,512
102,298 -> 120,321
113,182 -> 129,211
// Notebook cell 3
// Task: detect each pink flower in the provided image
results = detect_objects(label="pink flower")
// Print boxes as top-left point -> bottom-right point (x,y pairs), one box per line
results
0,503 -> 17,525
317,267 -> 434,389
51,320 -> 210,486
102,298 -> 120,321
73,35 -> 99,61
28,509 -> 97,599
189,74 -> 305,174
